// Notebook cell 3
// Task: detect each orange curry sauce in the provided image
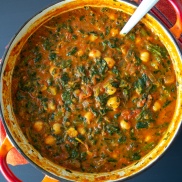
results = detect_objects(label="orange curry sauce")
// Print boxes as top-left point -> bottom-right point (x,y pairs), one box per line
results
12,7 -> 176,173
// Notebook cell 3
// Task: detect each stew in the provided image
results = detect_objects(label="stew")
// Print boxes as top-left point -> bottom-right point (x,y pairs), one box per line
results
11,6 -> 177,173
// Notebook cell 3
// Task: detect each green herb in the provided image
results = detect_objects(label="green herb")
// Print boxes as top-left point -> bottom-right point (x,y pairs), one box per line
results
101,7 -> 109,12
134,74 -> 149,94
80,16 -> 85,21
136,107 -> 154,123
67,25 -> 73,33
112,66 -> 120,76
129,33 -> 135,41
67,47 -> 78,56
34,53 -> 42,63
61,72 -> 70,86
49,52 -> 57,61
136,121 -> 148,129
60,59 -> 72,69
163,100 -> 171,108
106,124 -> 120,135
147,43 -> 167,58
143,142 -> 155,151
78,65 -> 86,75
80,152 -> 87,161
96,93 -> 108,106
108,158 -> 117,162
43,38 -> 51,50
62,91 -> 72,105
107,37 -> 121,48
71,149 -> 79,159
131,152 -> 141,160
96,58 -> 108,75
105,26 -> 110,36
118,135 -> 126,144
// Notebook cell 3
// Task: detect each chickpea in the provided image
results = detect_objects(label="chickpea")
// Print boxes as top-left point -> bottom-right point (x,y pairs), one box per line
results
33,121 -> 43,132
164,75 -> 175,85
105,83 -> 117,95
41,85 -> 47,92
78,126 -> 86,135
110,28 -> 119,37
67,127 -> 78,138
140,51 -> 150,62
111,152 -> 118,159
120,119 -> 131,130
44,135 -> 55,145
77,49 -> 84,57
89,49 -> 101,58
107,96 -> 120,109
49,66 -> 60,78
49,86 -> 57,95
89,34 -> 98,42
84,111 -> 94,124
145,135 -> 152,142
153,100 -> 161,112
48,100 -> 56,111
104,57 -> 115,68
135,37 -> 142,44
108,13 -> 117,20
52,123 -> 62,135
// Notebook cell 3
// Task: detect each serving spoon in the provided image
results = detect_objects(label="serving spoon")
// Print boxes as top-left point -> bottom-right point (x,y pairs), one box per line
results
120,0 -> 160,35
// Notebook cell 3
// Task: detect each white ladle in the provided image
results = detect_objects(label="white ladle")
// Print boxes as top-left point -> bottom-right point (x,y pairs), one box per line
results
120,0 -> 159,35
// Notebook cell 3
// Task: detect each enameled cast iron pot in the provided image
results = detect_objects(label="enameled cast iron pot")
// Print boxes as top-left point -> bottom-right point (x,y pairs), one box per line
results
0,0 -> 182,181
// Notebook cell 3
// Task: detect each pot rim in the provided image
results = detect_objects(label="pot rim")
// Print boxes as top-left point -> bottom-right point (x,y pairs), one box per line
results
0,0 -> 182,181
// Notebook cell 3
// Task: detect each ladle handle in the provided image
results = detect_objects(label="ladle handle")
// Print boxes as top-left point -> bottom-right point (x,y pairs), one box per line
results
120,0 -> 160,35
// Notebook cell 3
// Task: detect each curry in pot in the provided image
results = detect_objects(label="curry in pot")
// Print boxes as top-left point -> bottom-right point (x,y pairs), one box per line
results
11,7 -> 177,173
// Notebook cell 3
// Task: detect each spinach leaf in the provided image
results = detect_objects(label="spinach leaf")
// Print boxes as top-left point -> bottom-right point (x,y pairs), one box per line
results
147,43 -> 168,58
118,135 -> 126,144
134,74 -> 149,94
163,100 -> 171,108
62,91 -> 72,105
49,52 -> 57,61
107,37 -> 121,48
96,58 -> 108,75
60,59 -> 72,69
106,124 -> 120,135
136,107 -> 154,123
107,158 -> 117,162
136,121 -> 148,129
67,47 -> 78,56
78,65 -> 86,75
34,53 -> 42,63
43,38 -> 52,50
71,149 -> 79,159
131,152 -> 141,160
61,72 -> 70,86
96,93 -> 108,106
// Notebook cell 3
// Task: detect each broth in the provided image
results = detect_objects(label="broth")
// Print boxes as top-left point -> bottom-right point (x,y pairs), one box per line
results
11,7 -> 176,173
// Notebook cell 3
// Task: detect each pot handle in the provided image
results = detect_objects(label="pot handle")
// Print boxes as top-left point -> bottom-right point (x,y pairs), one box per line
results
0,137 -> 22,182
0,137 -> 60,182
167,0 -> 182,39
135,0 -> 182,43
